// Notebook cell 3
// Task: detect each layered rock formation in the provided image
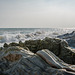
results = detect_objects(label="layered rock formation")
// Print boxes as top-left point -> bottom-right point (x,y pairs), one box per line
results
1,37 -> 75,75
0,46 -> 75,75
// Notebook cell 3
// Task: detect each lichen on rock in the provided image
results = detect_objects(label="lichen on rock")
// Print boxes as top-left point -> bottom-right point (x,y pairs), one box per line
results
4,54 -> 22,62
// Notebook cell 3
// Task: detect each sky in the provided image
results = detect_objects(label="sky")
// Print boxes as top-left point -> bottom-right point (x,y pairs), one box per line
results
0,0 -> 75,28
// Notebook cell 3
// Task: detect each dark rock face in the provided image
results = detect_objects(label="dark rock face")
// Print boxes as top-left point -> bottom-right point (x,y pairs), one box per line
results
3,37 -> 75,64
3,43 -> 9,48
24,37 -> 75,64
0,46 -> 75,75
24,37 -> 68,54
9,42 -> 19,46
58,31 -> 75,48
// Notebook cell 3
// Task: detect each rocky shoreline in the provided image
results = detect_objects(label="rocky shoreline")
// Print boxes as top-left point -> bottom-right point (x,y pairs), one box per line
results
0,37 -> 75,75
58,31 -> 75,48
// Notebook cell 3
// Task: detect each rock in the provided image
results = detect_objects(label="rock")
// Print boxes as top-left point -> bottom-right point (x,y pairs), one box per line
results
9,42 -> 19,46
25,34 -> 34,38
0,47 -> 3,51
34,31 -> 43,36
24,37 -> 75,64
0,46 -> 75,75
57,31 -> 75,47
35,31 -> 43,34
3,37 -> 75,64
3,43 -> 9,48
0,71 -> 9,75
4,54 -> 22,62
59,47 -> 75,64
24,37 -> 63,55
36,49 -> 75,72
16,34 -> 25,39
19,41 -> 24,47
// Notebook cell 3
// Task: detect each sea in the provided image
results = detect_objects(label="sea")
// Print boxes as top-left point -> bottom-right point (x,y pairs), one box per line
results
0,28 -> 75,47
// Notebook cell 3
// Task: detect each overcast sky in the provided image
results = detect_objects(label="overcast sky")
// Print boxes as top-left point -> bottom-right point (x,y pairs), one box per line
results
0,0 -> 75,28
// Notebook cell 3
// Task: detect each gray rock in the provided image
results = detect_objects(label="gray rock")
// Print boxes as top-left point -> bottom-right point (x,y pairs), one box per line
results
3,37 -> 75,64
57,31 -> 75,48
0,46 -> 75,75
37,49 -> 75,72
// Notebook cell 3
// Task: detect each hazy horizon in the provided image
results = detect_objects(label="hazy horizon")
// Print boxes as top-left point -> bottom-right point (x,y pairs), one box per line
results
0,0 -> 75,28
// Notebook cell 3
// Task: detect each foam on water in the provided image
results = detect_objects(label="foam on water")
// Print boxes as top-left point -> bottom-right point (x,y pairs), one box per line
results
0,28 -> 75,47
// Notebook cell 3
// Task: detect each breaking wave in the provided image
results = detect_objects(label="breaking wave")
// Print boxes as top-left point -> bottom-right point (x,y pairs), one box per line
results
0,28 -> 75,47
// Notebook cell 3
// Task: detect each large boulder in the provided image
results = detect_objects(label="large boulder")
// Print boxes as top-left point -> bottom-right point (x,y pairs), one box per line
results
24,37 -> 75,64
0,46 -> 75,75
24,37 -> 68,55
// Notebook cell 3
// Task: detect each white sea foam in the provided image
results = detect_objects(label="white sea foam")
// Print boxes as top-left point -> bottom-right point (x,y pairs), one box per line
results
0,28 -> 75,47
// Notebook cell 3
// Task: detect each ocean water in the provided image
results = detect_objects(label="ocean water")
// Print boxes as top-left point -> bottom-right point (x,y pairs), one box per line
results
0,28 -> 75,47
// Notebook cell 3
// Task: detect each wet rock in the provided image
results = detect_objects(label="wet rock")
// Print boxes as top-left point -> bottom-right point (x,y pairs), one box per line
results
25,34 -> 34,38
34,31 -> 43,36
9,42 -> 19,46
19,41 -> 24,47
58,31 -> 75,47
3,43 -> 9,48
